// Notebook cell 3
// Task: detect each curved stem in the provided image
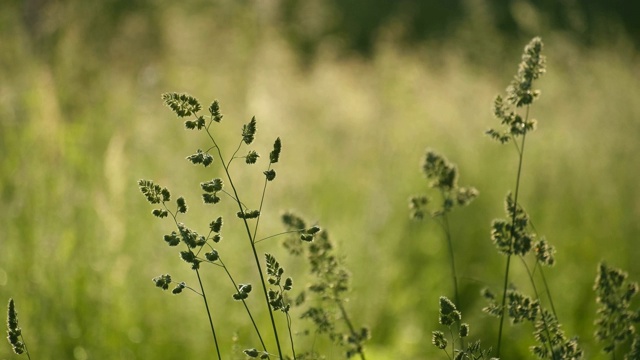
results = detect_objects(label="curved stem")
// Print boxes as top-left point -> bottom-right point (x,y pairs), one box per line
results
255,230 -> 304,245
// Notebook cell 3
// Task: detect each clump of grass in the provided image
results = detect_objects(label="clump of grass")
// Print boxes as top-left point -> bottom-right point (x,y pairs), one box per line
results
481,36 -> 584,359
6,298 -> 31,359
423,36 -> 584,360
138,93 -> 359,359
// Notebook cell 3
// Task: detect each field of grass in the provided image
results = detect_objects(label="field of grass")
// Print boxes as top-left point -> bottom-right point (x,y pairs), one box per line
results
1,2 -> 640,359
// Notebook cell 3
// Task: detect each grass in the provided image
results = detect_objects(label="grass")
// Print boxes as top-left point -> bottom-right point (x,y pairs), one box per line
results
1,2 -> 640,359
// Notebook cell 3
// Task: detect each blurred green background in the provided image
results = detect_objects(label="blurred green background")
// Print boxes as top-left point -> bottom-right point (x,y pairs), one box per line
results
1,0 -> 639,358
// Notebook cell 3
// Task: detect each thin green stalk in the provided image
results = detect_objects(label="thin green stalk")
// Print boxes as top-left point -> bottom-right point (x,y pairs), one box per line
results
194,268 -> 223,360
538,266 -> 558,318
285,306 -> 297,359
206,129 -> 285,359
496,254 -> 513,357
439,210 -> 463,350
255,230 -> 304,244
251,165 -> 271,242
496,120 -> 528,357
439,205 -> 460,309
336,300 -> 367,360
21,336 -> 31,360
440,207 -> 460,307
218,257 -> 268,351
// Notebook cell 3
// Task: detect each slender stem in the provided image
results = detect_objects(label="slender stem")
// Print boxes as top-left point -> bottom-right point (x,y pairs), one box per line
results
538,266 -> 558,318
439,208 -> 463,350
255,230 -> 304,244
336,300 -> 367,360
527,219 -> 559,320
285,310 -> 297,359
195,268 -> 222,360
449,326 -> 456,360
496,254 -> 512,357
21,334 -> 31,360
218,257 -> 268,351
496,114 -> 529,357
252,165 -> 271,243
441,211 -> 460,309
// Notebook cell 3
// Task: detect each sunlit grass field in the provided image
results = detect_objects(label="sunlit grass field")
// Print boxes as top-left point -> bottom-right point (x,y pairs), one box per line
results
1,2 -> 639,359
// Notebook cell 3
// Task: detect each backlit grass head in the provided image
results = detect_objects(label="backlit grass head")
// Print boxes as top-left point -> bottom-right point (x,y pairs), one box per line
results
487,37 -> 546,143
410,149 -> 478,220
6,298 -> 26,355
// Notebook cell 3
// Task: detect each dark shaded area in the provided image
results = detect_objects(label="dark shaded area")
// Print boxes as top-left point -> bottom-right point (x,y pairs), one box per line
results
279,0 -> 640,58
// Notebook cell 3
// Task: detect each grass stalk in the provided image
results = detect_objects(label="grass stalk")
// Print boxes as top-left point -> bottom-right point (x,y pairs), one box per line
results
496,115 -> 528,357
194,268 -> 223,360
439,209 -> 463,350
440,202 -> 460,309
217,257 -> 268,350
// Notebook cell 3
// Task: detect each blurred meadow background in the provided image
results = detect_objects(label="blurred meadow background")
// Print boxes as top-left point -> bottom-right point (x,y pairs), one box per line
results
1,0 -> 640,358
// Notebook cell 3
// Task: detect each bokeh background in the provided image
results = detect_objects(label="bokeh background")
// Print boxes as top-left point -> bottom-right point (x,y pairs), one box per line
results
1,0 -> 639,358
